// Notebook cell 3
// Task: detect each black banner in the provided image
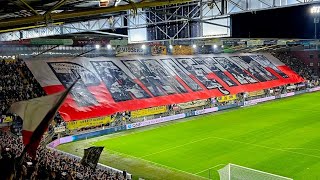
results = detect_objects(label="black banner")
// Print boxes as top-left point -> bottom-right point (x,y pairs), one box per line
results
81,146 -> 104,169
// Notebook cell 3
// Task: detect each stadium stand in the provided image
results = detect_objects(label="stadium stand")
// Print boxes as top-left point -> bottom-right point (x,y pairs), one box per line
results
0,59 -> 45,115
272,52 -> 319,82
0,52 -> 318,180
0,59 -> 66,134
0,59 -> 127,180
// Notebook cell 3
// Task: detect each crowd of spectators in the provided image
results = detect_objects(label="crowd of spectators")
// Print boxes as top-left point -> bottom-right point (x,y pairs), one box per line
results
0,130 -> 127,180
0,59 -> 66,135
272,51 -> 318,82
0,59 -> 46,115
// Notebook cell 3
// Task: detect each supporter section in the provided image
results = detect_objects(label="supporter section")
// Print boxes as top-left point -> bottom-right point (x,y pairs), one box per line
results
25,53 -> 304,123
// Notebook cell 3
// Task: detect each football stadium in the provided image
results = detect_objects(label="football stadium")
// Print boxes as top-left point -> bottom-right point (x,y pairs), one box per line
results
1,1 -> 320,180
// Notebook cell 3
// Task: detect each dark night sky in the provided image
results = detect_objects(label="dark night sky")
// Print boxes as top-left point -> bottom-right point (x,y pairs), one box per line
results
231,3 -> 320,39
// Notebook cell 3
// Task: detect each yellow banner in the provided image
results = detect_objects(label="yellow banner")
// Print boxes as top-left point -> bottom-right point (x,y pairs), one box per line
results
67,116 -> 111,130
4,59 -> 16,64
248,90 -> 265,97
1,115 -> 13,123
177,99 -> 207,109
131,106 -> 167,118
217,94 -> 237,103
173,45 -> 193,55
151,46 -> 167,56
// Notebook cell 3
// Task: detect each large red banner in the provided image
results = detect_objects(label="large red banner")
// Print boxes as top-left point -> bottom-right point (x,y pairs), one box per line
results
25,53 -> 304,121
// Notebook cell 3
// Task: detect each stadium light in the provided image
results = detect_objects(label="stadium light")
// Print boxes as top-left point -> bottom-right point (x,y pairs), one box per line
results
107,44 -> 112,50
192,44 -> 197,49
95,44 -> 101,49
141,44 -> 146,50
311,6 -> 320,14
311,6 -> 320,39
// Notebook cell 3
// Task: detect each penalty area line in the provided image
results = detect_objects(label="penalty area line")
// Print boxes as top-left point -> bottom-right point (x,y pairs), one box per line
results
209,136 -> 320,159
195,164 -> 226,175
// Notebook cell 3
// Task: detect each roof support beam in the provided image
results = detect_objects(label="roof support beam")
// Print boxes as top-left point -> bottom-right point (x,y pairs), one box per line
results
18,0 -> 39,16
44,0 -> 68,16
0,0 -> 192,29
33,45 -> 59,57
153,10 -> 230,28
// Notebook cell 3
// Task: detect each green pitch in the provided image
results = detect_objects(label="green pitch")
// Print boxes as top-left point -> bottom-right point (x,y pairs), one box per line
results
58,92 -> 320,180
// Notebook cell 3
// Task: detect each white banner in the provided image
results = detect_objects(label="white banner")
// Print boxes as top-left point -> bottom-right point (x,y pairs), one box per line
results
194,107 -> 218,115
244,96 -> 276,106
116,46 -> 145,57
280,92 -> 295,98
54,126 -> 66,133
309,87 -> 320,92
126,113 -> 186,129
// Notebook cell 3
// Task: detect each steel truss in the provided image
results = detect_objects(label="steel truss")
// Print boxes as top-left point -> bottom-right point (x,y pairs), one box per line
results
0,0 -> 319,41
0,45 -> 113,58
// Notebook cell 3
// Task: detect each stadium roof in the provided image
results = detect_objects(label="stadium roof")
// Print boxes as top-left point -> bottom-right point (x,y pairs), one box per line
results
0,0 -> 191,30
0,0 -> 320,41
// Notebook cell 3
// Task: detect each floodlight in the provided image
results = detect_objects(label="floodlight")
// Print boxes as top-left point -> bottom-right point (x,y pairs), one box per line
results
311,6 -> 320,14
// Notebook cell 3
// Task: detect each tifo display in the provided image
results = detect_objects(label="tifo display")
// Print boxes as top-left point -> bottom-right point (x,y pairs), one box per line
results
26,53 -> 303,122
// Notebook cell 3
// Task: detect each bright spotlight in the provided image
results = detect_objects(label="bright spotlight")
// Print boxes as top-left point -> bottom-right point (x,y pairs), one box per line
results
311,6 -> 320,14
141,44 -> 146,49
169,45 -> 173,49
95,44 -> 101,49
107,44 -> 112,50
192,44 -> 197,49
221,45 -> 224,48
213,44 -> 218,49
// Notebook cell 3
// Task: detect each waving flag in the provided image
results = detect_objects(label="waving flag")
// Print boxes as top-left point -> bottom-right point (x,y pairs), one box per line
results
8,80 -> 77,158
81,146 -> 104,169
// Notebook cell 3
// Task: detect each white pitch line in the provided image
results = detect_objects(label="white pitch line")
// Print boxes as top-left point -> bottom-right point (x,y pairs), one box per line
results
140,135 -> 320,161
209,136 -> 320,159
140,136 -> 212,158
283,147 -> 320,152
105,148 -> 208,180
262,106 -> 320,113
195,164 -> 225,175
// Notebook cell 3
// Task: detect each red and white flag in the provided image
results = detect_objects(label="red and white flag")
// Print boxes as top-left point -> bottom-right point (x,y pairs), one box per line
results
9,91 -> 66,146
8,79 -> 77,158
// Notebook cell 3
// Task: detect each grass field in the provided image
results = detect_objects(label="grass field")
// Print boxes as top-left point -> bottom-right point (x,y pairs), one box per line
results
58,92 -> 320,180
